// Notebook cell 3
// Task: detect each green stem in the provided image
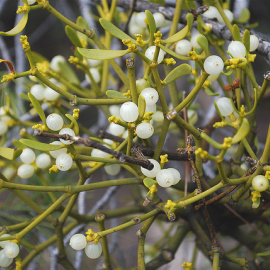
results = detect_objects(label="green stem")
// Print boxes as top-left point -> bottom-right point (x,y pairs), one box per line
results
212,251 -> 220,270
168,0 -> 184,38
127,58 -> 138,104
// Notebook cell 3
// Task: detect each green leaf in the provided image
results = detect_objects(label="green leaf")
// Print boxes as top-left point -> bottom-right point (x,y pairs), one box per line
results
78,48 -> 128,60
58,62 -> 80,85
232,24 -> 241,41
252,197 -> 260,209
231,118 -> 250,144
257,250 -> 270,257
138,95 -> 146,119
13,149 -> 23,160
65,25 -> 82,47
242,29 -> 250,52
143,177 -> 157,188
163,25 -> 189,44
20,93 -> 30,102
145,10 -> 156,42
0,147 -> 15,160
13,139 -> 27,149
0,10 -> 29,36
65,114 -> 79,136
163,64 -> 192,85
205,87 -> 219,96
31,51 -> 49,63
106,90 -> 127,99
236,8 -> 250,24
197,35 -> 209,55
185,0 -> 197,9
158,44 -> 191,61
222,69 -> 234,76
99,18 -> 136,43
20,139 -> 64,151
28,93 -> 47,125
76,16 -> 89,48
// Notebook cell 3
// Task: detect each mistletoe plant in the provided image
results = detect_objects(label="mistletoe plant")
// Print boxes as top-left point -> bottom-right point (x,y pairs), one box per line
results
0,0 -> 270,269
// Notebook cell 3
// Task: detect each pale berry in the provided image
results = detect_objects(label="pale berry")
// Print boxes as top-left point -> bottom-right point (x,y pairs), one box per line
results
203,6 -> 220,20
204,55 -> 224,75
109,122 -> 125,136
85,68 -> 101,84
141,159 -> 161,178
156,169 -> 175,187
49,141 -> 67,158
153,13 -> 165,28
151,111 -> 164,122
3,242 -> 19,259
136,79 -> 150,94
17,164 -> 35,179
167,168 -> 181,185
85,241 -> 103,259
59,128 -> 75,145
217,9 -> 234,24
30,84 -> 45,101
120,102 -> 139,122
104,164 -> 121,175
91,149 -> 109,159
44,87 -> 60,101
27,0 -> 36,5
250,35 -> 259,52
20,148 -> 36,164
88,59 -> 102,67
175,39 -> 192,55
56,153 -> 73,171
46,113 -> 64,131
228,41 -> 246,58
145,104 -> 157,113
252,175 -> 269,192
136,122 -> 154,139
190,33 -> 204,49
140,88 -> 159,106
135,12 -> 147,27
0,250 -> 13,267
50,55 -> 66,71
36,153 -> 51,169
0,121 -> 8,135
0,234 -> 11,248
69,234 -> 87,250
216,97 -> 234,116
145,46 -> 165,64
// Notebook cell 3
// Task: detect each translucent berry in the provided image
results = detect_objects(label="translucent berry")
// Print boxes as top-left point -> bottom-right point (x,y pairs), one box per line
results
46,113 -> 64,131
0,234 -> 11,248
49,141 -> 67,158
216,97 -> 234,116
250,35 -> 259,52
17,164 -> 35,179
153,12 -> 165,28
104,164 -> 121,175
50,55 -> 66,71
0,121 -> 8,135
252,175 -> 269,192
20,148 -> 36,164
109,122 -> 125,136
136,79 -> 150,94
36,153 -> 51,169
167,168 -> 181,185
120,102 -> 139,122
204,55 -> 224,75
141,159 -> 161,178
0,250 -> 13,267
69,234 -> 87,250
91,148 -> 109,159
30,84 -> 45,101
136,122 -> 154,139
156,169 -> 175,187
27,0 -> 36,5
59,128 -> 75,145
85,241 -> 103,259
56,153 -> 73,171
175,39 -> 192,55
228,41 -> 246,58
135,12 -> 147,27
3,242 -> 19,258
217,9 -> 234,23
140,88 -> 159,106
44,87 -> 60,101
145,46 -> 165,64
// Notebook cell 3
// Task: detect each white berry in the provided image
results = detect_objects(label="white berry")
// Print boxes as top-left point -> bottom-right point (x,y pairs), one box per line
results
88,59 -> 102,67
153,13 -> 165,28
0,121 -> 8,135
50,55 -> 66,71
156,169 -> 175,187
85,68 -> 101,84
136,122 -> 154,139
3,242 -> 19,259
17,164 -> 35,178
104,164 -> 121,175
20,148 -> 36,164
187,110 -> 198,125
140,88 -> 159,106
0,234 -> 11,248
141,159 -> 161,178
36,153 -> 51,169
135,12 -> 147,27
136,79 -> 150,94
228,41 -> 246,58
190,33 -> 204,49
0,250 -> 13,267
175,39 -> 192,55
167,168 -> 181,185
49,141 -> 67,158
120,102 -> 139,122
109,122 -> 125,136
27,0 -> 36,5
252,175 -> 269,192
109,105 -> 121,118
69,234 -> 87,250
216,97 -> 234,116
152,111 -> 164,122
44,87 -> 60,101
30,84 -> 45,101
204,55 -> 224,75
145,46 -> 165,64
217,9 -> 234,24
91,148 -> 109,159
145,104 -> 156,113
85,241 -> 103,259
250,35 -> 259,52
203,6 -> 220,20
46,113 -> 64,131
56,153 -> 73,171
59,128 -> 75,145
